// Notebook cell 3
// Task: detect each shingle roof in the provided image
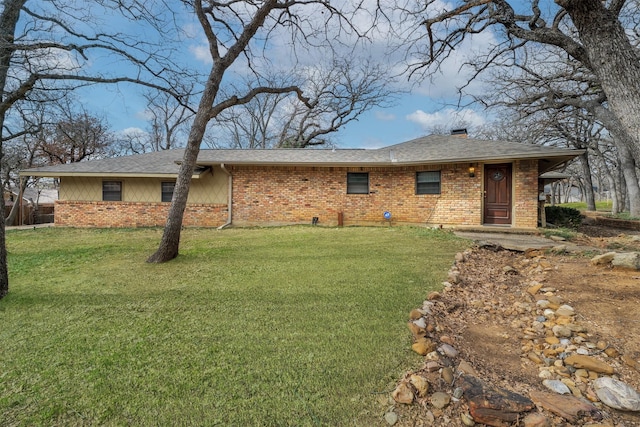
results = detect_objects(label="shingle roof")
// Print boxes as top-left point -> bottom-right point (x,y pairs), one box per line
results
21,135 -> 582,177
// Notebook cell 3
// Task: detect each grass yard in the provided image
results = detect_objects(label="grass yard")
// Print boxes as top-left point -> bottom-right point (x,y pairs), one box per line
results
558,201 -> 613,211
0,226 -> 467,426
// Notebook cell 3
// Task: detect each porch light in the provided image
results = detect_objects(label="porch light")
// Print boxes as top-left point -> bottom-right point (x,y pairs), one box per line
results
468,165 -> 475,178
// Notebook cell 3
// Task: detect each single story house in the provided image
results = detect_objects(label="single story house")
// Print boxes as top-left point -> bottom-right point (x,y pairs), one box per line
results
20,134 -> 583,229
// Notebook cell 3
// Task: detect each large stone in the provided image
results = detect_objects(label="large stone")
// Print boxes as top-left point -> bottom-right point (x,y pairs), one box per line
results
552,325 -> 573,338
409,309 -> 423,320
384,411 -> 398,426
412,338 -> 435,356
458,359 -> 479,376
590,252 -> 616,266
442,367 -> 454,384
457,374 -> 534,427
438,343 -> 459,358
592,377 -> 640,411
542,379 -> 571,395
555,305 -> 575,317
564,354 -> 615,375
530,391 -> 603,423
409,374 -> 429,398
612,252 -> 640,270
392,382 -> 414,404
431,391 -> 451,409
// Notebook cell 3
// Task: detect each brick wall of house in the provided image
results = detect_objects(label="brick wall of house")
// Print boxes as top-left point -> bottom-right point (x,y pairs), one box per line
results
54,161 -> 540,229
513,160 -> 539,228
55,201 -> 228,228
229,164 -> 486,227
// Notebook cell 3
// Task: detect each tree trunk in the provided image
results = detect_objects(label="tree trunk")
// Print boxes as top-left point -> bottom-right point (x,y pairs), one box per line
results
604,167 -> 620,215
616,140 -> 640,216
146,111 -> 211,263
578,153 -> 596,211
146,69 -> 220,263
0,0 -> 25,299
559,0 -> 640,161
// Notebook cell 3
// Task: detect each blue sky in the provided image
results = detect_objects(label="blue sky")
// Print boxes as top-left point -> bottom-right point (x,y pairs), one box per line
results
69,1 -> 500,150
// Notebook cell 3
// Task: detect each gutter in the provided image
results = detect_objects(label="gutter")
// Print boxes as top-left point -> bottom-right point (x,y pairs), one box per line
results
217,163 -> 233,230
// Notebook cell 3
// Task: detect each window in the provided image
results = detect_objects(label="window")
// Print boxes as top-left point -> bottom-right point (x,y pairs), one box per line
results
347,172 -> 369,194
416,171 -> 441,195
161,181 -> 175,202
102,181 -> 122,201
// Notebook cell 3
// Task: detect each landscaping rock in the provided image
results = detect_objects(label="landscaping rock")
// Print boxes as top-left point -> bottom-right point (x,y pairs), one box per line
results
612,252 -> 640,270
542,379 -> 571,395
412,338 -> 435,356
529,391 -> 603,423
430,392 -> 451,409
555,304 -> 575,317
384,411 -> 398,426
441,366 -> 454,384
457,360 -> 478,376
460,412 -> 475,426
592,377 -> 640,411
590,252 -> 616,266
457,374 -> 534,426
438,343 -> 458,358
409,374 -> 429,398
409,309 -> 423,320
392,382 -> 414,404
564,354 -> 615,375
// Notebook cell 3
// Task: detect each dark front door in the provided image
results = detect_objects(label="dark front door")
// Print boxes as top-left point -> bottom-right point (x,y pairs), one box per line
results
484,164 -> 512,225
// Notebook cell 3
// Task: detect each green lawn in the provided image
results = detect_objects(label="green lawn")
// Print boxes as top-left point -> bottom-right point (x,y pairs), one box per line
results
0,226 -> 467,426
558,201 -> 613,211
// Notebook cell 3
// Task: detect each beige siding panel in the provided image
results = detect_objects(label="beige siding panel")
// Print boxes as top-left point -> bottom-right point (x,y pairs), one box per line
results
60,177 -> 102,201
58,167 -> 228,204
188,167 -> 227,204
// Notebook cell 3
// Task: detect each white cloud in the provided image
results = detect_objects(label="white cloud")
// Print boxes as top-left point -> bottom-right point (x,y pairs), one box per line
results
375,111 -> 396,121
189,44 -> 213,65
181,23 -> 200,39
119,127 -> 147,137
406,108 -> 486,131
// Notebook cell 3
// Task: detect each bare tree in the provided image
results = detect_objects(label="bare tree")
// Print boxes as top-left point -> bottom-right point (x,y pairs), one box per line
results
477,44 -> 640,215
392,0 -> 640,163
147,1 -> 372,263
144,88 -> 194,152
115,88 -> 194,155
0,0 -> 188,298
208,58 -> 394,149
38,102 -> 115,164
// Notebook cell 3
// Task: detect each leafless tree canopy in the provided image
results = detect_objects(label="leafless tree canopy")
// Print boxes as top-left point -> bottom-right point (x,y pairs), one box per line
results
0,0 -> 192,297
209,58 -> 395,149
381,0 -> 640,217
147,0 -> 381,263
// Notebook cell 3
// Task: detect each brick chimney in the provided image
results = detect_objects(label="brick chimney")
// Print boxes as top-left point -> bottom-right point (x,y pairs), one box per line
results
450,128 -> 468,138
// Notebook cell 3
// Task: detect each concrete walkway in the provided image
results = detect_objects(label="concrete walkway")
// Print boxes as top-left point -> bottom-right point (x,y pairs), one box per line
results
454,230 -> 577,252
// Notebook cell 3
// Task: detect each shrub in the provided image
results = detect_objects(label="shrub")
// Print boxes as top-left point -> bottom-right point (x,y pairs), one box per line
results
545,206 -> 583,228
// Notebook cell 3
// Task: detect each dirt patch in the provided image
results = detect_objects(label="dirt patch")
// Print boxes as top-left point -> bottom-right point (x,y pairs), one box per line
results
388,226 -> 640,426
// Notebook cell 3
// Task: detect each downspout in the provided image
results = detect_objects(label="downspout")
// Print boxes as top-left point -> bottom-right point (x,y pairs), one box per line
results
217,163 -> 233,230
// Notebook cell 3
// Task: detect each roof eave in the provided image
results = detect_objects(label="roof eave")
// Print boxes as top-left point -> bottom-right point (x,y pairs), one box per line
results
19,171 -> 202,179
195,152 -> 583,168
